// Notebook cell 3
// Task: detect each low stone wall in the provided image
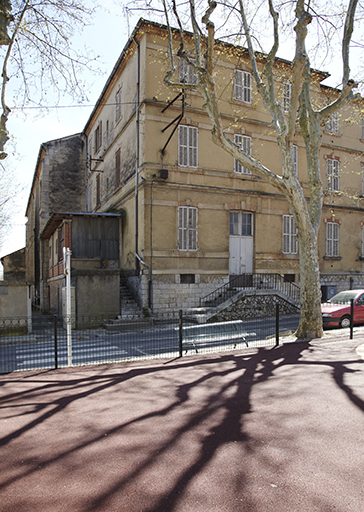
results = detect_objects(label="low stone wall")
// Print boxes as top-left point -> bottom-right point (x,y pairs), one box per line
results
209,293 -> 299,322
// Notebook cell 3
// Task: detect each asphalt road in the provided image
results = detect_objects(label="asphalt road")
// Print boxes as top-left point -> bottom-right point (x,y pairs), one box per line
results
0,315 -> 300,373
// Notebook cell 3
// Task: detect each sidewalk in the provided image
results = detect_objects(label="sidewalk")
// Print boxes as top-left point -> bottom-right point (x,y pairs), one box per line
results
1,331 -> 363,512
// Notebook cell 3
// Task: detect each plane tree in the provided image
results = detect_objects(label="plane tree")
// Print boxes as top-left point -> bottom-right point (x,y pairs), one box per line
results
154,0 -> 360,339
0,0 -> 99,160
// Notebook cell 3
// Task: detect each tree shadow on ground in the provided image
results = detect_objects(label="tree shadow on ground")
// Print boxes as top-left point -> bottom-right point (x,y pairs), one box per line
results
0,339 -> 363,512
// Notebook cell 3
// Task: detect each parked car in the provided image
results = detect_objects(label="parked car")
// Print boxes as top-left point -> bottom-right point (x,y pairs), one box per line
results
321,289 -> 364,328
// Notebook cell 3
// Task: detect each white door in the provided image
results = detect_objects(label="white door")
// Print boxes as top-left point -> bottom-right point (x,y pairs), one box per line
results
229,212 -> 253,275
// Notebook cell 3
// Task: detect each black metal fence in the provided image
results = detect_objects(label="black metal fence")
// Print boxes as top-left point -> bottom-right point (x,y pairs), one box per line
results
0,309 -> 300,374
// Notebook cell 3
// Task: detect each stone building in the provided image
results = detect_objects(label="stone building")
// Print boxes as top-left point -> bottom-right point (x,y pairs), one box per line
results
20,18 -> 364,317
25,133 -> 85,309
83,19 -> 364,311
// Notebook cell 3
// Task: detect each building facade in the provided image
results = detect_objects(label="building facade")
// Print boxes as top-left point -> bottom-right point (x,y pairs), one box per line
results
25,134 -> 85,310
82,19 -> 364,311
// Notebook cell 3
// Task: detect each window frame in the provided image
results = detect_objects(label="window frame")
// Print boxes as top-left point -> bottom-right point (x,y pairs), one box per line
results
96,174 -> 101,208
326,112 -> 339,134
115,148 -> 121,189
326,221 -> 339,257
178,125 -> 198,168
292,145 -> 298,175
282,215 -> 298,255
327,158 -> 340,192
283,82 -> 291,112
178,58 -> 198,86
234,70 -> 252,104
115,87 -> 122,123
178,206 -> 198,251
234,134 -> 252,175
94,121 -> 102,154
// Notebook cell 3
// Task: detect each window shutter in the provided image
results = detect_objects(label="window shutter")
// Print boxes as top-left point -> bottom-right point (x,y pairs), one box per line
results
234,134 -> 242,173
282,215 -> 290,254
234,70 -> 242,100
115,149 -> 121,188
188,207 -> 197,250
189,127 -> 198,168
178,206 -> 197,251
326,223 -> 333,256
333,223 -> 339,256
178,126 -> 188,166
292,145 -> 298,175
243,72 -> 251,103
327,159 -> 333,190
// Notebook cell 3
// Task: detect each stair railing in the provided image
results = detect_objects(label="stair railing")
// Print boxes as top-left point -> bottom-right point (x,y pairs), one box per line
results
199,273 -> 300,308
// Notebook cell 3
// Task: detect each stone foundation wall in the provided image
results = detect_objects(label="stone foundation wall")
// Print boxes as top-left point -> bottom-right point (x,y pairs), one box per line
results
320,273 -> 364,292
125,274 -> 229,311
210,293 -> 299,322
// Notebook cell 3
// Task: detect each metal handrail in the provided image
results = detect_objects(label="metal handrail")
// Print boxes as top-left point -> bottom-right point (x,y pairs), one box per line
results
199,273 -> 300,308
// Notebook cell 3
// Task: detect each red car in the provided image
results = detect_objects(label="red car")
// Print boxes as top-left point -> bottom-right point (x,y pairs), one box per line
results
321,289 -> 364,328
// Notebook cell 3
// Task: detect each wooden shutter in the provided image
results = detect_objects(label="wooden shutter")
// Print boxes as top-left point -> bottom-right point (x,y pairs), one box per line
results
178,126 -> 188,166
234,70 -> 242,100
115,148 -> 121,188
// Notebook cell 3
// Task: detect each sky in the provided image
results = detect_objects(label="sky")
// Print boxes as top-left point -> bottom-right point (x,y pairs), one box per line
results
0,1 -> 362,259
0,1 -> 140,258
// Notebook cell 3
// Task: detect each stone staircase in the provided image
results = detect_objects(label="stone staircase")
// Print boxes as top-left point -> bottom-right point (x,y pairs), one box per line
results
104,281 -> 146,329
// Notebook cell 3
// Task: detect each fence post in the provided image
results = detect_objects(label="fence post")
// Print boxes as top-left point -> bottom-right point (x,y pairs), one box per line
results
350,299 -> 354,340
179,309 -> 183,357
275,303 -> 279,347
54,315 -> 58,369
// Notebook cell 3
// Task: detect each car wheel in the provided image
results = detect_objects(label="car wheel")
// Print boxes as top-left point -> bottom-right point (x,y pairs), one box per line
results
340,316 -> 351,328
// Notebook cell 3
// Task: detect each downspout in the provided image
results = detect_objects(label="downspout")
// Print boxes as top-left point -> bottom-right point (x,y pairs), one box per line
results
133,37 -> 153,312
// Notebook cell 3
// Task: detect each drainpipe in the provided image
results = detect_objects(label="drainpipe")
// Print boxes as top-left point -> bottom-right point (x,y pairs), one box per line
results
134,37 -> 140,272
133,37 -> 153,312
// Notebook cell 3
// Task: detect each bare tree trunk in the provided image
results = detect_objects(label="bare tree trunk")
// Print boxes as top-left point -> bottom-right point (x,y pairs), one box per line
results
296,229 -> 323,338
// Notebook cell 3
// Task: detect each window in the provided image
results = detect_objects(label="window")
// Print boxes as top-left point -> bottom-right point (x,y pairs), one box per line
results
178,58 -> 198,86
88,184 -> 92,211
234,134 -> 252,174
178,125 -> 198,167
230,212 -> 253,236
292,145 -> 298,175
326,112 -> 339,133
96,174 -> 101,208
327,158 -> 339,191
326,221 -> 339,257
282,215 -> 298,254
180,274 -> 195,284
115,88 -> 122,122
178,206 -> 197,251
105,120 -> 109,145
283,82 -> 291,112
94,121 -> 102,154
115,148 -> 121,189
234,70 -> 251,103
362,226 -> 364,258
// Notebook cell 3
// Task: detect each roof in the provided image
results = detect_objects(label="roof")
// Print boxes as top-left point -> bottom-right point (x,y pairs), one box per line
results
40,212 -> 121,240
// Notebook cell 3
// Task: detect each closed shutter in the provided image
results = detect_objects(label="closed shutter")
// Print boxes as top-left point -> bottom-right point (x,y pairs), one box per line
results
234,70 -> 242,100
178,126 -> 198,167
178,206 -> 197,251
243,72 -> 251,103
178,125 -> 188,166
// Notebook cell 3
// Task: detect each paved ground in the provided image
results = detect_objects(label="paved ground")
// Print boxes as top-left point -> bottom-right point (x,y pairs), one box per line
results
1,330 -> 364,512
